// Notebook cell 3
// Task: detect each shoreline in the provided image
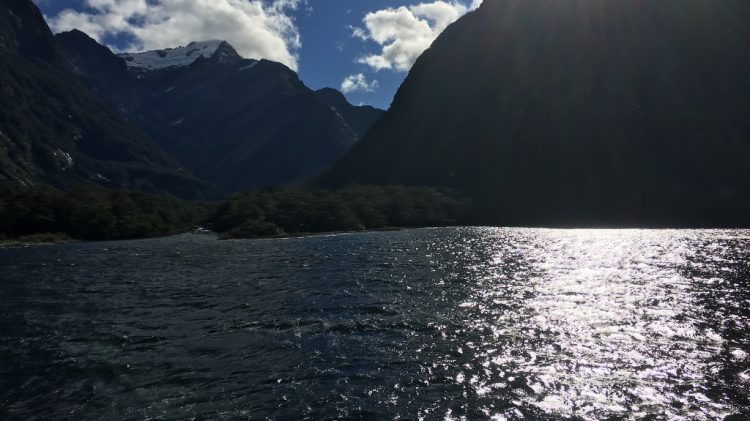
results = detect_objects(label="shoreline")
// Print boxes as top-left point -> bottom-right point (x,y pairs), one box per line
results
0,239 -> 77,248
219,226 -> 406,241
3,226 -> 749,249
0,227 -> 415,248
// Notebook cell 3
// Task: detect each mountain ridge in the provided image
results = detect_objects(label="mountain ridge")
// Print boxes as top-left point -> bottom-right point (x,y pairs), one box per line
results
119,40 -> 238,70
0,0 -> 218,199
315,88 -> 384,139
55,32 -> 383,192
325,0 -> 750,227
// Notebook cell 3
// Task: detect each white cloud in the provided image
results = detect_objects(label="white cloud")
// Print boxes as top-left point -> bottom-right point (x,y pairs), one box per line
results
353,0 -> 482,72
341,73 -> 379,93
46,0 -> 302,70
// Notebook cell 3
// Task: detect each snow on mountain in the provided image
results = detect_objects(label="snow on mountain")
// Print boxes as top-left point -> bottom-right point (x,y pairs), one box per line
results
119,40 -> 225,70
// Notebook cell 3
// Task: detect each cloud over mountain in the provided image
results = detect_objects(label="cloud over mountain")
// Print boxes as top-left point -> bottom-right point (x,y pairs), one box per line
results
353,0 -> 481,72
46,0 -> 302,70
341,73 -> 379,93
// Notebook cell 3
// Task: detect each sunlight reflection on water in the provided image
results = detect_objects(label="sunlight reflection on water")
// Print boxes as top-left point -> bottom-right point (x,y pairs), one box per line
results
1,228 -> 749,420
440,229 -> 748,420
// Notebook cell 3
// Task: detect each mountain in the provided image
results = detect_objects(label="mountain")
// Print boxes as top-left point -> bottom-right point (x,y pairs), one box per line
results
55,29 -> 136,114
56,33 -> 382,192
326,0 -> 750,227
119,40 -> 230,70
0,0 -> 57,61
0,0 -> 216,199
315,88 -> 384,138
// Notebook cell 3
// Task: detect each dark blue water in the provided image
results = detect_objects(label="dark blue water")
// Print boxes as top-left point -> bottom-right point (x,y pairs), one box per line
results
1,228 -> 749,420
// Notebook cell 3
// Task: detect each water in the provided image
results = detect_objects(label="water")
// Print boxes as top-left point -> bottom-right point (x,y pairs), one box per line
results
1,228 -> 749,420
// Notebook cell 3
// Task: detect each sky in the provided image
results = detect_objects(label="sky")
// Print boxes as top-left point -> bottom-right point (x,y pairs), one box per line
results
33,0 -> 482,110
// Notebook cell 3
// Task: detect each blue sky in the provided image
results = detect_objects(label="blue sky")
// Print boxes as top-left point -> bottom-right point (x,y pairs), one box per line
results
33,0 -> 480,110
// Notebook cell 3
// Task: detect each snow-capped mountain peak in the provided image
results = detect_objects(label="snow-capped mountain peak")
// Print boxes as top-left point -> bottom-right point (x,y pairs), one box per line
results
119,40 -> 229,70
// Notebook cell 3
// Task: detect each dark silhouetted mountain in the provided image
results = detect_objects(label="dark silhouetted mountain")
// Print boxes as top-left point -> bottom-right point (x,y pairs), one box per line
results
315,88 -> 384,138
57,34 -> 382,192
55,29 -> 137,112
326,0 -> 750,227
0,0 -> 57,61
0,0 -> 217,199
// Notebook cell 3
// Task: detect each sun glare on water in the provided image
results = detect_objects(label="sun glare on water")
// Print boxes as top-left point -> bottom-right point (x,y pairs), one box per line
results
439,229 -> 748,420
2,229 -> 748,419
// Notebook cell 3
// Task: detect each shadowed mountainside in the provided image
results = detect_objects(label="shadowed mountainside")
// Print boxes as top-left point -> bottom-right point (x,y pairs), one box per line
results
56,30 -> 383,192
315,88 -> 384,138
0,0 -> 217,199
325,0 -> 750,227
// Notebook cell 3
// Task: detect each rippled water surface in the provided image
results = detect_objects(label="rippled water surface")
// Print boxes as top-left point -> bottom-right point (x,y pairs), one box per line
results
1,228 -> 750,420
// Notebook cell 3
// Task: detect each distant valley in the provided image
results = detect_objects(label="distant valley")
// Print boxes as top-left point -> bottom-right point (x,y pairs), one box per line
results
58,32 -> 383,192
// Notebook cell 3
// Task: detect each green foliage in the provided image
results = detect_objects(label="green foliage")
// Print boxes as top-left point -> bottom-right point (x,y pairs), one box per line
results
0,185 -> 470,242
209,185 -> 470,239
0,187 -> 205,241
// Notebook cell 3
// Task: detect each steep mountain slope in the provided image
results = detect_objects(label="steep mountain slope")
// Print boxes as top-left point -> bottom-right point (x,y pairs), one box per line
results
55,29 -> 137,115
0,0 -> 56,60
0,0 -> 216,199
56,33 -> 381,192
326,0 -> 750,226
131,48 -> 360,192
315,88 -> 384,138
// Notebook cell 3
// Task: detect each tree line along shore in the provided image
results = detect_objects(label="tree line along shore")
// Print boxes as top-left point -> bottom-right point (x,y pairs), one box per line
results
0,186 -> 470,243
